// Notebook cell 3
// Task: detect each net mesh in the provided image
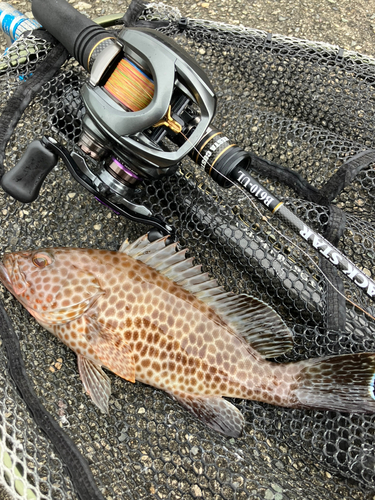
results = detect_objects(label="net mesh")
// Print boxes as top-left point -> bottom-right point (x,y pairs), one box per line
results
0,2 -> 375,498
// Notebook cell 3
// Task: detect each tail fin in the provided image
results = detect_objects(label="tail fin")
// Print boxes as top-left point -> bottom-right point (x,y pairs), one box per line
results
293,353 -> 375,412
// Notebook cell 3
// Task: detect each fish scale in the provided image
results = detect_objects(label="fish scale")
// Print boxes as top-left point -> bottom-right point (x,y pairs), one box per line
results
1,234 -> 375,437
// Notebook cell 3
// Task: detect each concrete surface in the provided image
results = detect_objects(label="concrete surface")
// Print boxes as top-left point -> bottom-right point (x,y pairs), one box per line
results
55,0 -> 375,57
6,0 -> 375,57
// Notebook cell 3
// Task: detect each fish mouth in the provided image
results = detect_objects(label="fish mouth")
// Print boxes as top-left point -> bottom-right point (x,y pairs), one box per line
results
0,254 -> 28,296
0,258 -> 14,294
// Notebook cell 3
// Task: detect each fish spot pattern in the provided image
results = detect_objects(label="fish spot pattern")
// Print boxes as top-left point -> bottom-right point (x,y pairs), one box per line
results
4,246 -> 301,417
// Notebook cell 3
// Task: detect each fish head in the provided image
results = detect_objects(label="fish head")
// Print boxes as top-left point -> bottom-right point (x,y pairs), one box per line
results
0,248 -> 104,326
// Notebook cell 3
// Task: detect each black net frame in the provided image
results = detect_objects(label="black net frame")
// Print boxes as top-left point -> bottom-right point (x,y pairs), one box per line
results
0,1 -> 374,498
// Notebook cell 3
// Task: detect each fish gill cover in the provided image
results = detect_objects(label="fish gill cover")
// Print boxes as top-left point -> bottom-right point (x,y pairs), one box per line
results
0,1 -> 375,499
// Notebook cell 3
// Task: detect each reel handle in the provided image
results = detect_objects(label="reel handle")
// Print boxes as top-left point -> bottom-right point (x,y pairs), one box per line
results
1,140 -> 57,203
32,0 -> 116,71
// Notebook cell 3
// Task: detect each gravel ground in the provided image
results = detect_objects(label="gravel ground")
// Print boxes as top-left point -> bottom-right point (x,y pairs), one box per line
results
166,0 -> 375,56
66,0 -> 375,57
6,0 -> 375,57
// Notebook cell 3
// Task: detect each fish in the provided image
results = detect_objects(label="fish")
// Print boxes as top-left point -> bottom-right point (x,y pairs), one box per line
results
1,233 -> 375,437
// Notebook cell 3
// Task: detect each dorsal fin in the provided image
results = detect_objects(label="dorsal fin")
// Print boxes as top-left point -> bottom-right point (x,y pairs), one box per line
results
119,234 -> 293,358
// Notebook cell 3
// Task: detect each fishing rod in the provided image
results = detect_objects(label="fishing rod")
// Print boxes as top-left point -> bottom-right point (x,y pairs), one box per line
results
1,0 -> 375,302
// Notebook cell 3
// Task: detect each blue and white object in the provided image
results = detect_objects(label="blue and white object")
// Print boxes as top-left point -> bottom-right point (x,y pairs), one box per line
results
0,3 -> 41,43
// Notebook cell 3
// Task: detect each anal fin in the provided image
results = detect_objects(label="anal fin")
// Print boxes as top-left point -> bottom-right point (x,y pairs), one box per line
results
77,355 -> 111,413
170,391 -> 245,437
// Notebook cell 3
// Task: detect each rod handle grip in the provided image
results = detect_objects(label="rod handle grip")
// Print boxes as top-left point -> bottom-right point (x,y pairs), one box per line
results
32,0 -> 111,71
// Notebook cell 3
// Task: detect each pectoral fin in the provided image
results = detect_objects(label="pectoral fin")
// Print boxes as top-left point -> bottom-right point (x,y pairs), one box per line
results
170,391 -> 245,437
77,355 -> 111,413
85,316 -> 136,383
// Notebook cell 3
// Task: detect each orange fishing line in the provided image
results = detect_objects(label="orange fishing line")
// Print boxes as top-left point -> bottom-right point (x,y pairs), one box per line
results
105,58 -> 154,111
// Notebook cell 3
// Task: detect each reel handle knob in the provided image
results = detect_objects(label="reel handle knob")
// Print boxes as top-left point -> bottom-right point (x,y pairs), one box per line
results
1,140 -> 58,203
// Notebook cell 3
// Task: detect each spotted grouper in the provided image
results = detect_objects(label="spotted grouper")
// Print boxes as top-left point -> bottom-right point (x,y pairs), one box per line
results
1,233 -> 375,437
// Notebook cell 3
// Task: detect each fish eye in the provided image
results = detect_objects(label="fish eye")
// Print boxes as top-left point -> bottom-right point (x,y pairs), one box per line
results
32,252 -> 52,268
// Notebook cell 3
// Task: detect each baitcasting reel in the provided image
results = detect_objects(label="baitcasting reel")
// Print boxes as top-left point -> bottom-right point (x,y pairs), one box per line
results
1,0 -> 250,235
4,0 -> 375,301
